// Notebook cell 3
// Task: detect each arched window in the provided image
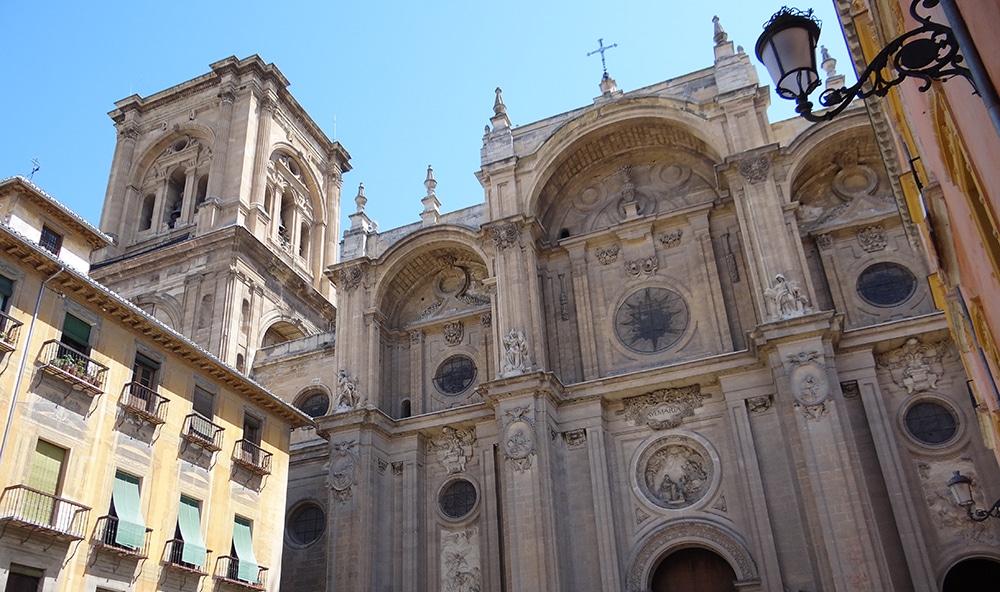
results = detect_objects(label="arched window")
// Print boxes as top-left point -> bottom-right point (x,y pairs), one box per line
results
139,194 -> 155,231
198,294 -> 213,329
279,190 -> 294,249
400,398 -> 412,418
195,174 -> 209,206
240,299 -> 251,335
164,167 -> 186,229
299,223 -> 310,259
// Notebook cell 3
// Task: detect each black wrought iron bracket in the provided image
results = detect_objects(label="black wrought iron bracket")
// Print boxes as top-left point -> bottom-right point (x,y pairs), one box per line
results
796,0 -> 977,122
965,498 -> 1000,522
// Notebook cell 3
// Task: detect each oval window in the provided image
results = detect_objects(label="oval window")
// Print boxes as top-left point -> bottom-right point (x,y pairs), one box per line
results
439,479 -> 477,520
904,401 -> 958,445
433,356 -> 476,395
287,503 -> 325,545
856,262 -> 917,307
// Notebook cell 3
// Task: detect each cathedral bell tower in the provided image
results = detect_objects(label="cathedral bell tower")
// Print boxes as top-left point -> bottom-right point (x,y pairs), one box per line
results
91,55 -> 350,371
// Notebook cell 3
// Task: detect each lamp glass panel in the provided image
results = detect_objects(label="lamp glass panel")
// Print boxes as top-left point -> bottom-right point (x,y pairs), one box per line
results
771,26 -> 819,98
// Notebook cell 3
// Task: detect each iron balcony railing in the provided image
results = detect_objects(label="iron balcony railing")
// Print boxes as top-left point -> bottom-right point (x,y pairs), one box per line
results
39,339 -> 108,394
215,556 -> 268,589
0,485 -> 90,540
120,382 -> 169,424
164,538 -> 211,575
92,515 -> 152,558
0,311 -> 23,352
182,413 -> 224,452
232,440 -> 272,475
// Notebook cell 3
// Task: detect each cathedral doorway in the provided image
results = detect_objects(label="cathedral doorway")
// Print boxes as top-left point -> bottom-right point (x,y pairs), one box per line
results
942,557 -> 1000,591
649,547 -> 737,592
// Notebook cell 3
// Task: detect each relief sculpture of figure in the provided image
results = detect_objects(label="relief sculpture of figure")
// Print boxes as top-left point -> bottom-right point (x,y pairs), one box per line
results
765,273 -> 809,319
502,329 -> 528,374
336,369 -> 360,411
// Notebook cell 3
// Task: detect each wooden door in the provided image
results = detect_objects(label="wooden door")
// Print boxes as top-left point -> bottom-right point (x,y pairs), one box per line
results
650,547 -> 737,592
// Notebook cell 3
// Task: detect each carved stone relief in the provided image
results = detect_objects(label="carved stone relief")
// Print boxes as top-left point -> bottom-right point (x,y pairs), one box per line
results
815,233 -> 833,250
857,224 -> 887,252
441,527 -> 482,592
336,369 -> 361,411
786,352 -> 830,421
746,395 -> 773,414
339,265 -> 364,291
739,155 -> 771,185
500,406 -> 536,473
596,245 -> 620,265
877,337 -> 946,394
329,440 -> 359,503
622,385 -> 706,430
376,458 -> 388,475
435,426 -> 475,474
635,506 -> 650,525
633,434 -> 716,512
658,229 -> 683,248
840,380 -> 861,400
712,495 -> 728,513
392,462 -> 404,476
480,312 -> 491,327
721,232 -> 739,283
562,429 -> 587,449
624,256 -> 658,279
501,329 -> 530,376
764,273 -> 810,320
491,222 -> 519,250
917,458 -> 998,545
443,321 -> 464,346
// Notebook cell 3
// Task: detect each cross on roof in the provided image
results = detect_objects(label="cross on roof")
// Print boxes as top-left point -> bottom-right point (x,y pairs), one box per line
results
587,38 -> 618,80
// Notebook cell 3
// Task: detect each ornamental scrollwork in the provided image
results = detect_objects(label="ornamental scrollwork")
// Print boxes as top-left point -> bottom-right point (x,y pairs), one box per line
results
490,222 -> 519,251
621,385 -> 706,430
739,155 -> 770,185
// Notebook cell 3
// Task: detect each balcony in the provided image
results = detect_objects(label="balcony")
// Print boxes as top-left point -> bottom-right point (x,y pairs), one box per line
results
214,556 -> 268,590
182,413 -> 224,452
92,515 -> 152,559
0,311 -> 23,353
120,382 -> 169,424
0,485 -> 90,541
232,440 -> 272,476
39,340 -> 108,395
164,539 -> 211,576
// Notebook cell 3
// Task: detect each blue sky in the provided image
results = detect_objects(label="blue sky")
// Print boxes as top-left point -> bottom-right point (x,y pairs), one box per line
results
0,1 -> 852,235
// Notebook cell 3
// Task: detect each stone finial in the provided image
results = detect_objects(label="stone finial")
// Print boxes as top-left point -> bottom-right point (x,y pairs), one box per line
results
493,88 -> 507,116
599,75 -> 618,95
421,166 -> 441,226
821,46 -> 837,78
355,183 -> 367,213
424,165 -> 437,196
713,16 -> 728,45
490,87 -> 511,130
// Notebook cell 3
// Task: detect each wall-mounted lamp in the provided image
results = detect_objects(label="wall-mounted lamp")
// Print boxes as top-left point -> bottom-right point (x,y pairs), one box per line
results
754,0 -> 976,122
947,470 -> 1000,522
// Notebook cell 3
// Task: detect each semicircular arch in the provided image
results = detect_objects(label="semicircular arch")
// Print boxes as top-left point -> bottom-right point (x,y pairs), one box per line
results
626,519 -> 758,591
130,124 -> 217,186
268,144 -> 326,221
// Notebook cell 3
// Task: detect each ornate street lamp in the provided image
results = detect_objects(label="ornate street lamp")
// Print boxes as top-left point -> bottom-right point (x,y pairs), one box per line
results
755,0 -> 976,122
946,470 -> 1000,522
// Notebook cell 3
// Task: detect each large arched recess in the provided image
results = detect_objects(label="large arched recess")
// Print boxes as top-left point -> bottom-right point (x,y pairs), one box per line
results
128,123 -> 217,186
781,110 -> 876,201
522,98 -> 726,235
373,226 -> 491,326
269,143 -> 327,222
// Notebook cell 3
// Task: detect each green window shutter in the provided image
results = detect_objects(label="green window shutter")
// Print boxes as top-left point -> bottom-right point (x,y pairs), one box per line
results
134,353 -> 160,370
62,314 -> 91,348
24,440 -> 65,525
112,471 -> 146,550
192,386 -> 214,419
0,274 -> 13,299
232,516 -> 258,582
177,496 -> 207,567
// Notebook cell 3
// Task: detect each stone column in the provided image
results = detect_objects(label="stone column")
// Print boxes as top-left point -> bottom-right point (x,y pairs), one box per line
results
567,243 -> 599,380
100,121 -> 140,243
768,329 -> 889,591
247,92 -> 277,237
490,219 -> 546,377
584,424 -> 622,589
409,330 -> 424,415
493,392 -> 561,591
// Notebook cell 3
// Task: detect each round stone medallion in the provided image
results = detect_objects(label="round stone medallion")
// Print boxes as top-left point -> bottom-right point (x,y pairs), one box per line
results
634,434 -> 716,510
614,287 -> 689,354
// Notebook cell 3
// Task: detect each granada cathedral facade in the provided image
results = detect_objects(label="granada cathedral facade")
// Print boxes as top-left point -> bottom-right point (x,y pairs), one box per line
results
86,19 -> 1000,592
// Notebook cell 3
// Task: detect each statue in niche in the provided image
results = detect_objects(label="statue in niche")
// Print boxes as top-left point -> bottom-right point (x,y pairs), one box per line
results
764,273 -> 809,319
502,329 -> 529,375
336,369 -> 360,411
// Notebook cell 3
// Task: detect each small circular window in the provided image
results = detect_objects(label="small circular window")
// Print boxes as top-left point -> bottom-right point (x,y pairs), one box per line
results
297,391 -> 330,418
433,356 -> 476,395
614,287 -> 689,354
905,401 -> 958,445
857,262 -> 917,307
439,479 -> 477,520
287,503 -> 325,546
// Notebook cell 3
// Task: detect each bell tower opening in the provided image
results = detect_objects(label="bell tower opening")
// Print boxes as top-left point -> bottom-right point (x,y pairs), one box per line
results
650,547 -> 737,592
943,558 -> 1000,591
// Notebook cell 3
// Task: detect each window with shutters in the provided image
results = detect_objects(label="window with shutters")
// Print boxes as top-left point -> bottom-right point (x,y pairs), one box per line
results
170,496 -> 208,570
60,313 -> 91,355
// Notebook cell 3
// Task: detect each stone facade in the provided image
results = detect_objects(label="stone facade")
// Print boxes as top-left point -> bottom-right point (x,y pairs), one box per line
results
93,29 -> 1000,592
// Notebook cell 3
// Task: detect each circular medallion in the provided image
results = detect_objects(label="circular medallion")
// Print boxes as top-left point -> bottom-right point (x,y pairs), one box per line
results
634,435 -> 715,510
433,356 -> 477,395
504,420 -> 534,460
790,363 -> 829,406
614,287 -> 689,353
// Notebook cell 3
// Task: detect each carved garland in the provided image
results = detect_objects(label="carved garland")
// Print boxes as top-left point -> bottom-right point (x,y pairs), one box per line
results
622,385 -> 706,430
